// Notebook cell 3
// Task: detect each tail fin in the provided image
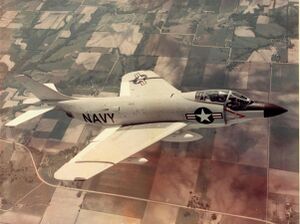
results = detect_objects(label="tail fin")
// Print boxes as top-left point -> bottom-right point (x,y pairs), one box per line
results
16,75 -> 73,101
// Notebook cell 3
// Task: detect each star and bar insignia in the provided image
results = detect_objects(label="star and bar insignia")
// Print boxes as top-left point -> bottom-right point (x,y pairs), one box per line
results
185,107 -> 223,124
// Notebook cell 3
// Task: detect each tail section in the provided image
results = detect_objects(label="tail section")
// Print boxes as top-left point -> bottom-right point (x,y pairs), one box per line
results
15,75 -> 73,101
5,75 -> 73,127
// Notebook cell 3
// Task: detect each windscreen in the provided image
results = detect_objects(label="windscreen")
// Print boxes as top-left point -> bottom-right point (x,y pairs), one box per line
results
226,91 -> 252,110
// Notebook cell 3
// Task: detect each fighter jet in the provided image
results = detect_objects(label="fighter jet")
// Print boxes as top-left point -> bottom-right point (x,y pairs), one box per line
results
5,71 -> 287,181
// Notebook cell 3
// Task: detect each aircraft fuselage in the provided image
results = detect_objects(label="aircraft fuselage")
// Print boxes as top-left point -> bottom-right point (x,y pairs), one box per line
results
57,90 -> 283,128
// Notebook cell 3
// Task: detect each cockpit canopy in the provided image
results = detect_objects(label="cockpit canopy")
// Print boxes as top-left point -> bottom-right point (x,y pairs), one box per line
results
194,90 -> 253,110
195,90 -> 228,103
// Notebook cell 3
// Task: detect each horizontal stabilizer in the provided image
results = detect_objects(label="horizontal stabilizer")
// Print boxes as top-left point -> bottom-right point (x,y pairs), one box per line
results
23,98 -> 41,105
5,107 -> 54,127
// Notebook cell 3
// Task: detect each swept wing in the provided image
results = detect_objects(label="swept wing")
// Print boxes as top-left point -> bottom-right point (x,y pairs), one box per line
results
120,70 -> 180,97
54,122 -> 186,180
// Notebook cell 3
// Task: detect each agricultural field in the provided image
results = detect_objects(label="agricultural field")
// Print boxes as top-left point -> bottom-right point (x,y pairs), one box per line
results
0,0 -> 298,224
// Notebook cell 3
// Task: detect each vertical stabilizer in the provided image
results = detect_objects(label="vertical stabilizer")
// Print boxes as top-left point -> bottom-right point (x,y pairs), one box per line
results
15,75 -> 72,101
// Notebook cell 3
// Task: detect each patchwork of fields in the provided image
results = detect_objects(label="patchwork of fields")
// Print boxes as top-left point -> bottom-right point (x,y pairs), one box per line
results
0,0 -> 298,223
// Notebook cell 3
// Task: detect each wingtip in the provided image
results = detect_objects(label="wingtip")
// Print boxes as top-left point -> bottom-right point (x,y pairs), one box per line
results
54,164 -> 83,181
54,170 -> 87,181
5,122 -> 15,127
53,170 -> 69,181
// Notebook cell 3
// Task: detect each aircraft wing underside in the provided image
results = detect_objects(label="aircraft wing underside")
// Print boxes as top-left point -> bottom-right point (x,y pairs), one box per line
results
54,122 -> 186,181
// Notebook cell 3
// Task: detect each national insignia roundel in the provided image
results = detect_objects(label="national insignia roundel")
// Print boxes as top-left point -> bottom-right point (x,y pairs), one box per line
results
194,107 -> 214,124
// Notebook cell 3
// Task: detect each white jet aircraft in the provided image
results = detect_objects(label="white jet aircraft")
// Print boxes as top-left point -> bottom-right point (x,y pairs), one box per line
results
5,71 -> 287,181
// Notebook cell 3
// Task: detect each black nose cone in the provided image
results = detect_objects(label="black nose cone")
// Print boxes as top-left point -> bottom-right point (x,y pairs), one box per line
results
264,104 -> 288,117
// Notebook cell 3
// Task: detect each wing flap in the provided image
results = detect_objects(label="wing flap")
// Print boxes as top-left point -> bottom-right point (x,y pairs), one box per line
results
54,122 -> 186,181
5,107 -> 54,127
